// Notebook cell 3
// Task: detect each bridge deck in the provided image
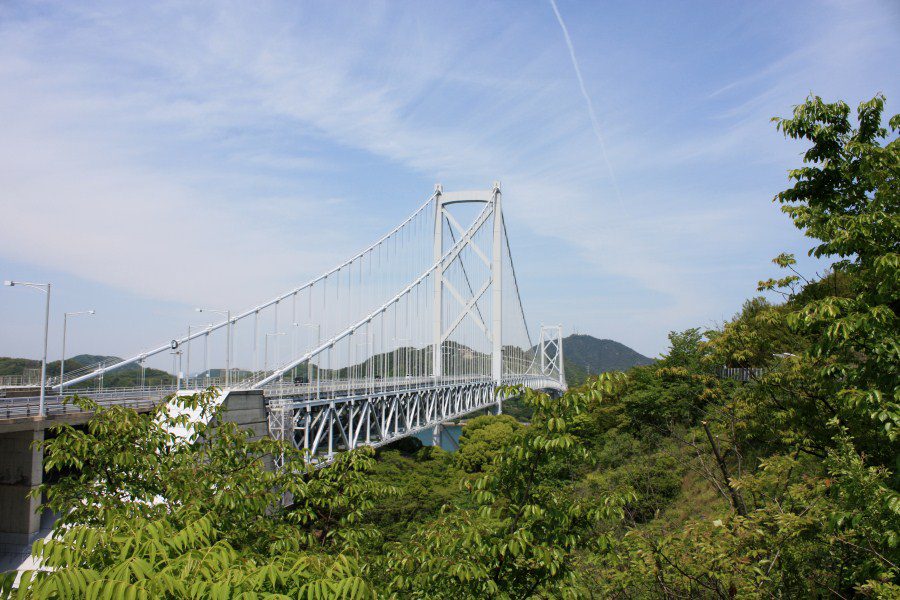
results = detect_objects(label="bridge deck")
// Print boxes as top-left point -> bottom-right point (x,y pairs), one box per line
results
0,374 -> 563,434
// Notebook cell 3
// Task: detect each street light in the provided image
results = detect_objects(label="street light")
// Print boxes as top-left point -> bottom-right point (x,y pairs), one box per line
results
294,322 -> 321,350
5,280 -> 51,416
185,323 -> 211,389
60,310 -> 95,397
264,332 -> 286,373
292,323 -> 321,386
196,308 -> 231,386
170,349 -> 183,389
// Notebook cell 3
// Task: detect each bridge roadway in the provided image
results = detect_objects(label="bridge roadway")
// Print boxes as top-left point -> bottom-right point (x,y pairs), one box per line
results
0,374 -> 554,433
0,385 -> 174,433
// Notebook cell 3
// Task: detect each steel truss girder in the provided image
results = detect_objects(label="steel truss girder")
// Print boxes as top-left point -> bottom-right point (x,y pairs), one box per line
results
266,376 -> 560,463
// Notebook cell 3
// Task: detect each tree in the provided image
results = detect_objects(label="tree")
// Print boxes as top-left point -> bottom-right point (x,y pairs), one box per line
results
2,389 -> 391,598
582,95 -> 900,598
387,384 -> 632,598
455,414 -> 523,473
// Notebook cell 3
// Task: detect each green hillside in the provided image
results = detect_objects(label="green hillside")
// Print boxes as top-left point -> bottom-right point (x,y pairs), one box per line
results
561,334 -> 653,386
0,354 -> 173,388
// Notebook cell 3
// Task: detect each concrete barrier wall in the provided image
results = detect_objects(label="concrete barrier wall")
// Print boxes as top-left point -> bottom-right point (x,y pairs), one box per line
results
0,429 -> 44,547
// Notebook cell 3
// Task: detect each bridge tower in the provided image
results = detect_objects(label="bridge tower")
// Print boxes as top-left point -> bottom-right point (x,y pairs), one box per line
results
432,182 -> 504,392
539,325 -> 565,385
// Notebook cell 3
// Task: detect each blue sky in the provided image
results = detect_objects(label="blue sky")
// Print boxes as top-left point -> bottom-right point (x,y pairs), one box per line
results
1,0 -> 897,362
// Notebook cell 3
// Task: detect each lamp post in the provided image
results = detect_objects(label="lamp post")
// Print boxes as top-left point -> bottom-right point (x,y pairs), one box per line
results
393,337 -> 411,379
5,280 -> 51,416
60,310 -> 95,397
196,308 -> 231,386
170,350 -> 183,389
264,332 -> 286,373
294,322 -> 321,384
353,329 -> 374,389
204,324 -> 212,385
185,324 -> 210,389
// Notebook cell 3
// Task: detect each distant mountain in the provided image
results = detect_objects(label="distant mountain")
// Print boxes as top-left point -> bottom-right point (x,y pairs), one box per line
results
561,335 -> 654,387
0,354 -> 172,387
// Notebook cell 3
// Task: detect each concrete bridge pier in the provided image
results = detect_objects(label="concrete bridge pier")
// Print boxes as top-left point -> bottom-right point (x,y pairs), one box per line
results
431,423 -> 443,447
214,390 -> 273,470
216,390 -> 269,441
0,429 -> 44,549
0,389 -> 269,552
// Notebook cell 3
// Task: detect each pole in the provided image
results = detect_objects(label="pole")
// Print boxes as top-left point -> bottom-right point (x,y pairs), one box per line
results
40,283 -> 50,417
204,327 -> 210,384
491,183 -> 502,385
491,184 -> 503,413
226,310 -> 232,386
186,326 -> 191,388
557,324 -> 565,386
253,310 -> 259,375
60,312 -> 68,398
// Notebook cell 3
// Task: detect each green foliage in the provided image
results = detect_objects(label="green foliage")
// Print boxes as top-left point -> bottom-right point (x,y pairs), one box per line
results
499,396 -> 535,422
657,328 -> 706,371
579,94 -> 900,597
365,447 -> 466,544
584,447 -> 684,524
387,384 -> 633,598
455,414 -> 523,473
3,389 -> 393,599
6,515 -> 376,599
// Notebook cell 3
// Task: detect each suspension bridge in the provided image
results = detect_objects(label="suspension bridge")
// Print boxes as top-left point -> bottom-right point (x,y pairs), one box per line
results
1,183 -> 566,542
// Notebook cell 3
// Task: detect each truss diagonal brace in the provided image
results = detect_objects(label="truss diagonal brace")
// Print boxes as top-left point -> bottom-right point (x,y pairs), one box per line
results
443,277 -> 490,340
444,210 -> 490,268
441,279 -> 491,343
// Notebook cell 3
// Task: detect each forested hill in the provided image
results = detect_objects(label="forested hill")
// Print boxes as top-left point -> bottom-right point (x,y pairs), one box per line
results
0,354 -> 172,386
561,334 -> 653,386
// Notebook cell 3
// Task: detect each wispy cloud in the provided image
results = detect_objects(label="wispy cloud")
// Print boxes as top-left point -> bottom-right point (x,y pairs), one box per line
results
0,1 -> 896,357
547,0 -> 626,215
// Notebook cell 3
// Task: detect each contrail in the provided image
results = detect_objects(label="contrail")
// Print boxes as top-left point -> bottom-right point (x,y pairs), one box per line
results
548,0 -> 626,213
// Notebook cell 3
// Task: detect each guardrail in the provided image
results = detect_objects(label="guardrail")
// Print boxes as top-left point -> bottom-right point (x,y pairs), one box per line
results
0,372 -> 563,421
0,386 -> 176,420
261,373 -> 564,399
718,367 -> 766,382
0,375 -> 40,387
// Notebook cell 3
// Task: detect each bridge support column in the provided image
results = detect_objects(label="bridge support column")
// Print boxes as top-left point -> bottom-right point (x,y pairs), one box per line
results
433,184 -> 443,381
0,429 -> 44,547
215,390 -> 274,470
491,182 -> 503,386
267,397 -> 294,469
491,183 -> 503,417
431,423 -> 442,447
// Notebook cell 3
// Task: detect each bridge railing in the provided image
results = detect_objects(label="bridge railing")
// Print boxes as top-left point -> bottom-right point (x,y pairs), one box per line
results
0,385 -> 175,419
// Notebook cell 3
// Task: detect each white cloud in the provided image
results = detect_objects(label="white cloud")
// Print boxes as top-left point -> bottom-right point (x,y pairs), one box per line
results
0,0 -> 896,356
